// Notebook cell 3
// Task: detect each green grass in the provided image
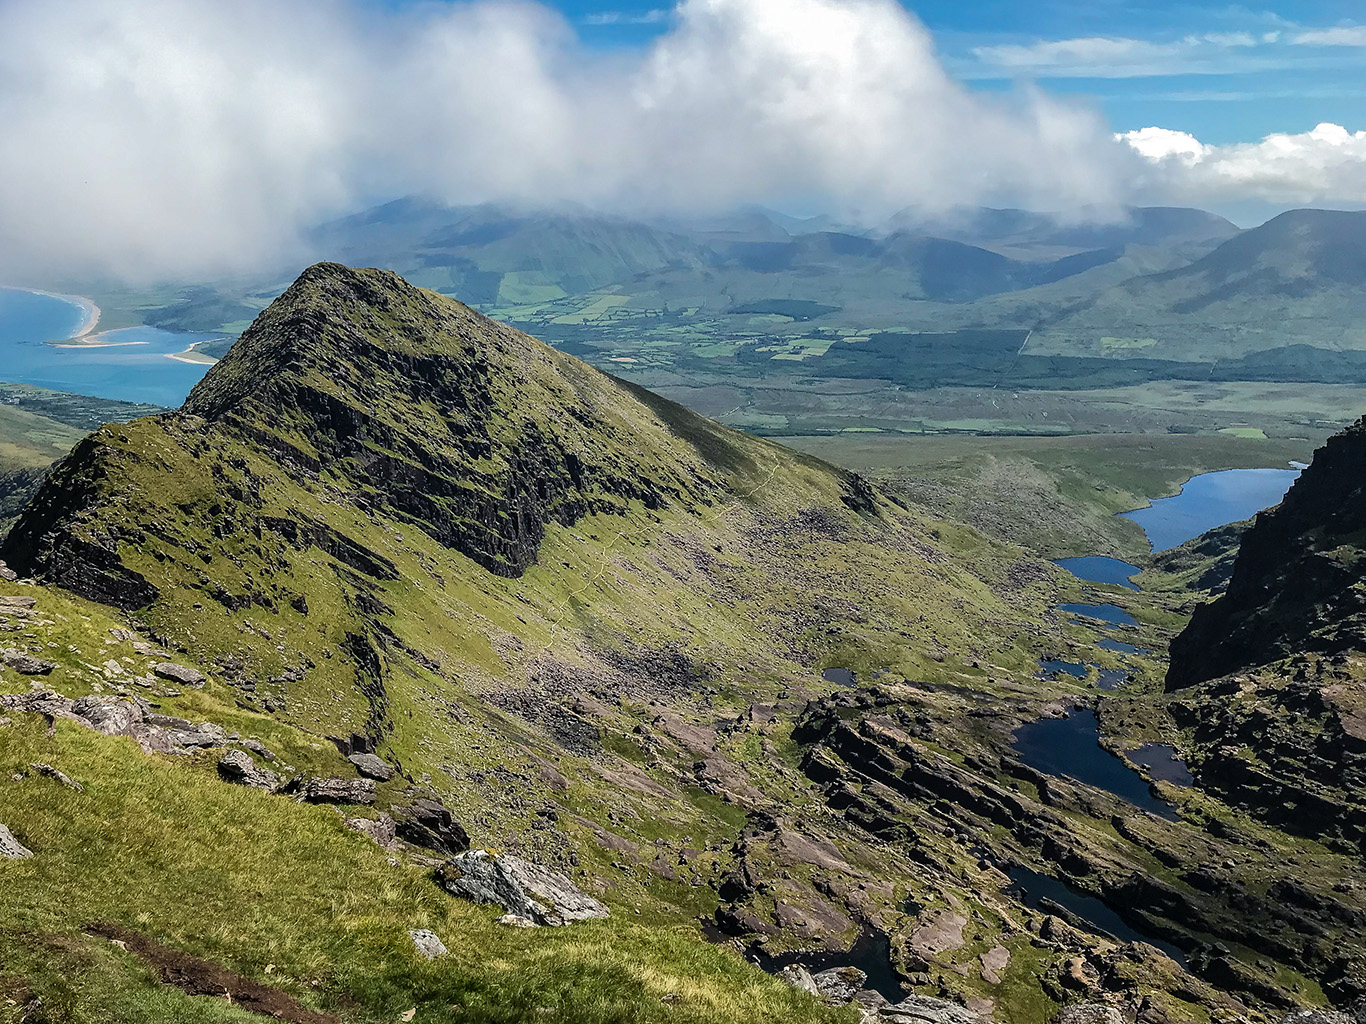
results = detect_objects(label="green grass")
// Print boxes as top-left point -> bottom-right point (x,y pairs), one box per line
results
0,714 -> 842,1024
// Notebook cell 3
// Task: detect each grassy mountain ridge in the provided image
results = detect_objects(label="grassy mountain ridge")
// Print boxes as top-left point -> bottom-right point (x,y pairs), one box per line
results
5,263 -> 1365,1023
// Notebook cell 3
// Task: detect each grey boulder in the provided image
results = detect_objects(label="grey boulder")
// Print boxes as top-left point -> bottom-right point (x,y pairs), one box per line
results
1280,1012 -> 1355,1024
218,750 -> 280,791
778,964 -> 820,996
408,929 -> 448,959
2,649 -> 55,675
880,996 -> 984,1024
295,776 -> 376,805
811,967 -> 867,1004
152,662 -> 206,688
348,752 -> 395,781
437,849 -> 609,926
0,824 -> 32,859
1053,1004 -> 1128,1024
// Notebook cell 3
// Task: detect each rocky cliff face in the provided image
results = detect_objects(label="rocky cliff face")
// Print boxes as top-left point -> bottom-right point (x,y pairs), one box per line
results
1168,419 -> 1366,690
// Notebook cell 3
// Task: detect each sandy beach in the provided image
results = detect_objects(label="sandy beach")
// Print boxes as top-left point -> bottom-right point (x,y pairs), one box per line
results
166,341 -> 218,365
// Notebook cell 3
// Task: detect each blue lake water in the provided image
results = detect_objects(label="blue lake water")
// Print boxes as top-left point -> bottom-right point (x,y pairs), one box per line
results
1059,603 -> 1137,628
1097,638 -> 1143,655
0,287 -> 218,406
1054,556 -> 1140,589
1013,708 -> 1178,820
1120,468 -> 1301,552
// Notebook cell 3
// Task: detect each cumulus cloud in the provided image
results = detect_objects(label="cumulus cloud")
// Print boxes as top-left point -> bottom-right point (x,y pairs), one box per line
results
1121,122 -> 1366,205
0,0 -> 1135,281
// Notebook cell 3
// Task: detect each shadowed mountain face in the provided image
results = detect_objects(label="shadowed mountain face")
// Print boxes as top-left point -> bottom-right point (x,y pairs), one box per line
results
1168,417 -> 1366,690
6,264 -> 872,598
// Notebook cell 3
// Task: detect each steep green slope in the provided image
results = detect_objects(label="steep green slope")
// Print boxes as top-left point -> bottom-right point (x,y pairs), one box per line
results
5,264 -> 1363,1024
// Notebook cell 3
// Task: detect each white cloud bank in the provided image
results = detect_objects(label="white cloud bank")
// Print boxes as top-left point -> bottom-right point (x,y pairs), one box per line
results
0,0 -> 1362,282
0,0 -> 1133,280
1120,123 -> 1366,206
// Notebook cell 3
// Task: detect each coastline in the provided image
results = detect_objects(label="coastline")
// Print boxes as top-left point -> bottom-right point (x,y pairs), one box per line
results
9,286 -> 102,338
165,340 -> 218,365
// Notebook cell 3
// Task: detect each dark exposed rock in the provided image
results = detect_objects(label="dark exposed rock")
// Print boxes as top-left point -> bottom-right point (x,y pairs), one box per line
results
393,797 -> 469,854
1051,1003 -> 1128,1024
1170,419 -> 1366,689
436,849 -> 609,926
217,750 -> 280,791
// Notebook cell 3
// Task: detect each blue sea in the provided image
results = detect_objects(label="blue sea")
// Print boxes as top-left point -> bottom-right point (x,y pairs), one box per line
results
0,287 -> 218,407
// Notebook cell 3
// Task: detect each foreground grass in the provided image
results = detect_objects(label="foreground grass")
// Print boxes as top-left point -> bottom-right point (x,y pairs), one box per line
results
0,714 -> 841,1024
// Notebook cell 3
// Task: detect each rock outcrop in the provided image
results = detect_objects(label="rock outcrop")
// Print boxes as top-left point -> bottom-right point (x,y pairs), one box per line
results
1169,419 -> 1366,689
436,849 -> 609,926
0,824 -> 32,859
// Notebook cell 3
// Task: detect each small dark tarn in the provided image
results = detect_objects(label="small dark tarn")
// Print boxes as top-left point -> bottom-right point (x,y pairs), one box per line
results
1059,603 -> 1138,628
1039,659 -> 1088,680
1096,668 -> 1129,690
1128,743 -> 1195,787
1098,638 -> 1144,655
822,667 -> 857,687
86,922 -> 337,1024
1005,866 -> 1189,967
750,924 -> 905,1003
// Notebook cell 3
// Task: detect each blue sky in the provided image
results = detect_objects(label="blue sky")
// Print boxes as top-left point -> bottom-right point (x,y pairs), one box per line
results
565,0 -> 1365,145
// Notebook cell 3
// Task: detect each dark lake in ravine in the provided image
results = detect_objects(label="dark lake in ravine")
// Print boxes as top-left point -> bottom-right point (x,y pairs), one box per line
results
1012,708 -> 1179,820
1006,865 -> 1188,966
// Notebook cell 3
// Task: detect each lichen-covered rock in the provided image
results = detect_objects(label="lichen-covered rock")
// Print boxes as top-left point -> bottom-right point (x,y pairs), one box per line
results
1052,1003 -> 1128,1024
217,750 -> 280,791
1280,1011 -> 1355,1024
880,996 -> 984,1024
0,560 -> 18,582
394,797 -> 468,854
778,964 -> 819,996
347,752 -> 395,781
437,849 -> 609,926
0,824 -> 32,859
30,763 -> 83,791
811,966 -> 867,1004
152,662 -> 206,688
408,929 -> 447,959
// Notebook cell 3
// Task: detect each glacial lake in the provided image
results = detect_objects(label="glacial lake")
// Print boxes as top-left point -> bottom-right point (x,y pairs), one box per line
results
1054,556 -> 1140,589
0,287 -> 218,406
1120,467 -> 1301,552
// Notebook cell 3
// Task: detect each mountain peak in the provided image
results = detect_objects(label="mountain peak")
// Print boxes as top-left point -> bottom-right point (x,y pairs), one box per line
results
4,264 -> 872,596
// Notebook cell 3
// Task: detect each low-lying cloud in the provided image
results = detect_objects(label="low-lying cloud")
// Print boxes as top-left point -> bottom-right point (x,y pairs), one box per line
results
0,0 -> 1362,283
0,0 -> 1134,281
